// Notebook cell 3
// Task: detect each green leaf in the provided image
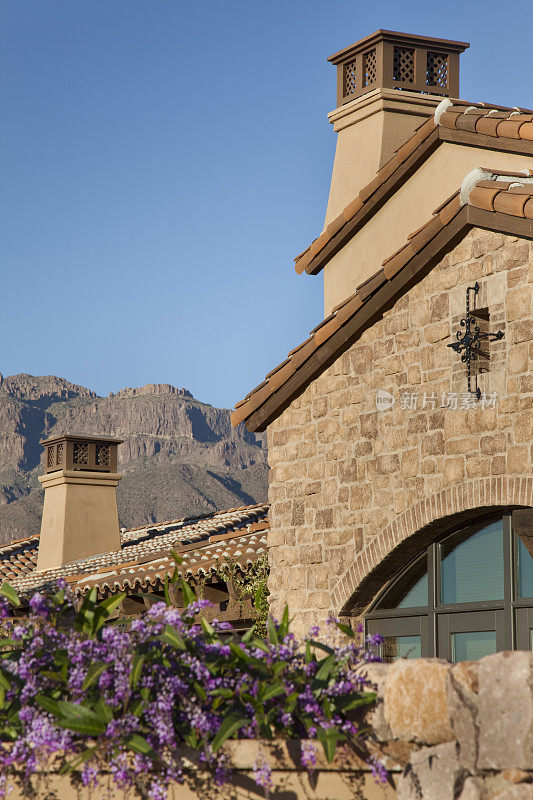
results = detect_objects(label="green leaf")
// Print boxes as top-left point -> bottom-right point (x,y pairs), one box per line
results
267,616 -> 279,645
125,734 -> 155,758
210,688 -> 234,699
35,694 -> 61,716
76,587 -> 98,634
241,625 -> 256,643
0,670 -> 10,691
200,616 -> 214,637
59,746 -> 97,774
170,549 -> 183,566
163,575 -> 172,606
92,593 -> 126,633
160,625 -> 186,650
129,698 -> 146,717
0,726 -> 19,740
335,692 -> 377,712
314,654 -> 335,683
211,713 -> 249,752
308,640 -> 334,655
130,655 -> 145,689
229,642 -> 252,663
278,606 -> 289,640
249,638 -> 269,653
82,661 -> 108,691
0,583 -> 20,608
40,670 -> 67,685
94,697 -> 113,724
193,681 -> 207,701
180,577 -> 196,608
260,683 -> 285,703
0,637 -> 19,648
335,622 -> 355,638
317,727 -> 342,763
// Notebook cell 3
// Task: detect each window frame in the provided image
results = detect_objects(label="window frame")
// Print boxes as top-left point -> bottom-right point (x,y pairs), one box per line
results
364,512 -> 524,660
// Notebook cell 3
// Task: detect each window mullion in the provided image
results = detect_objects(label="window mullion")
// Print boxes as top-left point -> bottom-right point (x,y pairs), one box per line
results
504,514 -> 514,651
427,543 -> 437,657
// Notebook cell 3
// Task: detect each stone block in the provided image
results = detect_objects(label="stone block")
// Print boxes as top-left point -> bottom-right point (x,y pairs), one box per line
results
397,742 -> 464,800
478,651 -> 533,770
362,662 -> 393,742
446,661 -> 479,773
489,786 -> 533,800
301,544 -> 322,565
457,777 -> 485,800
384,659 -> 454,745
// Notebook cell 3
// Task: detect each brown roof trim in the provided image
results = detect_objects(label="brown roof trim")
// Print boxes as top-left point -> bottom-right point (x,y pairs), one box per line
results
295,102 -> 533,278
233,176 -> 533,432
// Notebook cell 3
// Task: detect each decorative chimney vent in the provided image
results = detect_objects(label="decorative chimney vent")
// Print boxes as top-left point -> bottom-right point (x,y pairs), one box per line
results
42,434 -> 121,474
328,30 -> 469,107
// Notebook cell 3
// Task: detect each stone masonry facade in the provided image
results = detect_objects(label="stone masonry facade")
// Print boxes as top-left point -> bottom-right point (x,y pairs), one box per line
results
266,228 -> 533,633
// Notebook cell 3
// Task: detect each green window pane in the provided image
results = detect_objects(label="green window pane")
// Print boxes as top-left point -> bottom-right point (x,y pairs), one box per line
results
383,635 -> 421,662
377,554 -> 428,609
440,519 -> 504,605
517,537 -> 533,598
451,631 -> 497,662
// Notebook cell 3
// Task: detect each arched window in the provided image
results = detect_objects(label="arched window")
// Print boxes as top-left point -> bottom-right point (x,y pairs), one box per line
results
365,511 -> 533,662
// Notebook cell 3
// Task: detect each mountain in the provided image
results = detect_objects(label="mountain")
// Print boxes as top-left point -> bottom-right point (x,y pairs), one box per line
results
0,374 -> 268,544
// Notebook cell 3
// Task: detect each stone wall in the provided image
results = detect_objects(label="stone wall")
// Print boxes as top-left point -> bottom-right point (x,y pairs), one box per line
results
365,652 -> 533,800
266,229 -> 533,630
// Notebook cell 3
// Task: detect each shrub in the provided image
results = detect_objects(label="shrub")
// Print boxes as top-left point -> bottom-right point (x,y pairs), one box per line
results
0,569 -> 385,799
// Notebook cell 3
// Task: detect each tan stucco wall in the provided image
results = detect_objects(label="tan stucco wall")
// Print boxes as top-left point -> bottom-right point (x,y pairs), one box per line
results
324,143 -> 533,315
5,739 -> 397,799
267,229 -> 533,635
324,88 -> 443,225
37,470 -> 121,570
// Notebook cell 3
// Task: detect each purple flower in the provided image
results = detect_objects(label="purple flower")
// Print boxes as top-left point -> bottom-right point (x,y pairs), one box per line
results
29,593 -> 49,617
301,741 -> 317,770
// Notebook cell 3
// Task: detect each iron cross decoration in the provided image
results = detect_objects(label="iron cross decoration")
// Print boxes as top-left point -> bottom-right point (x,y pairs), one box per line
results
447,282 -> 504,401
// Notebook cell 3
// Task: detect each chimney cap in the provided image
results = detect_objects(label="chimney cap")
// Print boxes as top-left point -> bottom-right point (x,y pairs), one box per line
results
40,433 -> 124,446
328,30 -> 470,65
328,30 -> 470,107
40,433 -> 123,474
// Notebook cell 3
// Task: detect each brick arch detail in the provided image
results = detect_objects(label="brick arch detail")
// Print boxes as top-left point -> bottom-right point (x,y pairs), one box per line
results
332,476 -> 533,615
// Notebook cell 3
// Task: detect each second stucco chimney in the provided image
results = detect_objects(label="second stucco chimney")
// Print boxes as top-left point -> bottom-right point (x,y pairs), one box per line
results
37,434 -> 123,571
324,30 -> 469,223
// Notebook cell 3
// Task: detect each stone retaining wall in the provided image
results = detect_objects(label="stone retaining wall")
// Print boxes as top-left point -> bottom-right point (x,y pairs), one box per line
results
366,652 -> 533,800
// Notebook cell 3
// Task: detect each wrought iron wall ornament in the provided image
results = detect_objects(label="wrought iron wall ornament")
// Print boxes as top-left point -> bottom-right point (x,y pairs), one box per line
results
447,282 -> 504,400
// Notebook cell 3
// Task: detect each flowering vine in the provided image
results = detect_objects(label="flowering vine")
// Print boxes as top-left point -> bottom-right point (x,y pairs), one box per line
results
0,564 -> 385,798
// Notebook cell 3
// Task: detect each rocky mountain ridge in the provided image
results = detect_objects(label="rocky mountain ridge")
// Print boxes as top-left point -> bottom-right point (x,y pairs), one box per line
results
0,374 -> 268,543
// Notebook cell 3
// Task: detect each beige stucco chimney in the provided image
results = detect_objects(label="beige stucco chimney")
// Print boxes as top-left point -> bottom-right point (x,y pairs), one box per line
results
37,434 -> 123,571
324,30 -> 469,224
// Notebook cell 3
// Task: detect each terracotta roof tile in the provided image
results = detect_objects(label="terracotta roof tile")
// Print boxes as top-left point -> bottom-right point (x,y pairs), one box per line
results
234,170 -> 533,432
0,503 -> 270,598
293,100 -> 533,278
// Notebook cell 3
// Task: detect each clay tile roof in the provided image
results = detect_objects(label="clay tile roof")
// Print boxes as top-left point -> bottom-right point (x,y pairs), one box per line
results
0,503 -> 270,598
233,170 -> 533,432
294,99 -> 533,278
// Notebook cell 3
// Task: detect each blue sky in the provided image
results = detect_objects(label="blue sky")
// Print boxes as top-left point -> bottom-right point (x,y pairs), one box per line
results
1,0 -> 532,410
